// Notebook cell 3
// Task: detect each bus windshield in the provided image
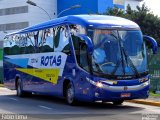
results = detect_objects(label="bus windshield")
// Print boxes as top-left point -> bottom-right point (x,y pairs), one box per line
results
89,29 -> 148,77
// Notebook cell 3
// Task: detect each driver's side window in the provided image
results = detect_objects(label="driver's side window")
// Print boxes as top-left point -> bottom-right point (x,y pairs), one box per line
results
79,42 -> 90,71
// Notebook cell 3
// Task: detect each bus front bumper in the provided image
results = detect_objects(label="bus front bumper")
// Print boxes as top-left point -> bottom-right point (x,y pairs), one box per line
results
91,81 -> 150,102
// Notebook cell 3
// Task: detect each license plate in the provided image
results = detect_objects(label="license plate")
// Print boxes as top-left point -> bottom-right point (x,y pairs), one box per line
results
121,93 -> 131,98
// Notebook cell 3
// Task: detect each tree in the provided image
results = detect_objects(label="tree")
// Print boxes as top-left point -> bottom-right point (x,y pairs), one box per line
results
103,4 -> 160,45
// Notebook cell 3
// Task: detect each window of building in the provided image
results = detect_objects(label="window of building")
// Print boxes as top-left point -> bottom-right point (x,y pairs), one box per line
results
0,22 -> 29,31
0,6 -> 28,16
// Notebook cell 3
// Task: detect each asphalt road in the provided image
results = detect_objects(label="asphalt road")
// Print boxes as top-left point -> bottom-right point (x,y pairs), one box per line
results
0,87 -> 159,120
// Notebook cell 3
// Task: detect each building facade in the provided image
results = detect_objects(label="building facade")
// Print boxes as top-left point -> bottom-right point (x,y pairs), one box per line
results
0,0 -> 142,39
57,0 -> 125,17
57,0 -> 143,17
0,0 -> 57,40
125,0 -> 143,10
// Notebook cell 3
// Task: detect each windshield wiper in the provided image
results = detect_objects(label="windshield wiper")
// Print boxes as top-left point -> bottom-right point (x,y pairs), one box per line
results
122,47 -> 140,77
111,59 -> 121,75
111,32 -> 140,77
110,31 -> 126,76
111,41 -> 126,76
111,45 -> 140,77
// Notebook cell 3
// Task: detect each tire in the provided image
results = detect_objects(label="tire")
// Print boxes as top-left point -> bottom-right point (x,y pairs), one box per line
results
65,82 -> 76,105
112,100 -> 124,105
16,79 -> 24,97
16,79 -> 31,97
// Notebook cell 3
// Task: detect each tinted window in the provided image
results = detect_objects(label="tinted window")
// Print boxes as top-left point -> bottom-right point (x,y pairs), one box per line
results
80,42 -> 89,71
54,26 -> 70,54
39,29 -> 54,53
4,35 -> 21,55
4,25 -> 70,55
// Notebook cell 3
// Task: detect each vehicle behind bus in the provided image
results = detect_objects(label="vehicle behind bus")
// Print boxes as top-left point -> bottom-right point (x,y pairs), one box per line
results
3,15 -> 158,105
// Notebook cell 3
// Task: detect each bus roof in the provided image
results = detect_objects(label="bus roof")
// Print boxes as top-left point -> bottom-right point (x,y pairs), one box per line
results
7,15 -> 140,36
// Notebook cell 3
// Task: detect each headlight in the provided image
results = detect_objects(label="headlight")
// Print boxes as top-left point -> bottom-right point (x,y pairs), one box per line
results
96,82 -> 103,88
143,80 -> 150,86
86,77 -> 103,88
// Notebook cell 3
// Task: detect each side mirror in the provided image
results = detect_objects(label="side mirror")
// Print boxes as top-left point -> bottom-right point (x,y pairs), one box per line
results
143,35 -> 158,54
77,35 -> 94,54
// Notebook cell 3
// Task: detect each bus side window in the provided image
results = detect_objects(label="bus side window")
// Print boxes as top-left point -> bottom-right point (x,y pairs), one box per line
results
19,34 -> 27,54
9,35 -> 21,55
54,26 -> 71,54
39,29 -> 54,53
54,27 -> 60,49
62,43 -> 71,55
4,36 -> 20,55
4,37 -> 10,55
26,32 -> 36,54
71,35 -> 89,72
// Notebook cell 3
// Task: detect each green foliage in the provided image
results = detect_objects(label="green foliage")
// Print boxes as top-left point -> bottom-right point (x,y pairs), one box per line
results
104,6 -> 125,17
103,4 -> 160,46
150,92 -> 160,97
4,44 -> 54,55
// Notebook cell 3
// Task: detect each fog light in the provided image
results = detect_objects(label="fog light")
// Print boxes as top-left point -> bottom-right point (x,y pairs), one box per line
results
96,82 -> 103,88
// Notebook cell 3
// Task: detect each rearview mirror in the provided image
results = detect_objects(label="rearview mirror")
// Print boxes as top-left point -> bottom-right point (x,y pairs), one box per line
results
143,35 -> 158,54
77,35 -> 94,54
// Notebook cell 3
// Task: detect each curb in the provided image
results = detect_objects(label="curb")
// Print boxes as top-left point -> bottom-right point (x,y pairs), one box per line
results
0,84 -> 4,87
127,99 -> 160,107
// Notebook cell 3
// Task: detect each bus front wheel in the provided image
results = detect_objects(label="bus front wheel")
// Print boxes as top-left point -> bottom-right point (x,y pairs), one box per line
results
66,82 -> 76,105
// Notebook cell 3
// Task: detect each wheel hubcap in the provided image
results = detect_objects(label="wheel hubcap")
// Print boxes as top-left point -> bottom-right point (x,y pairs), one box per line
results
67,86 -> 74,104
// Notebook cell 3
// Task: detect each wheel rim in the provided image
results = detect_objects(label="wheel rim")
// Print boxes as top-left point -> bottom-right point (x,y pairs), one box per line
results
67,85 -> 74,104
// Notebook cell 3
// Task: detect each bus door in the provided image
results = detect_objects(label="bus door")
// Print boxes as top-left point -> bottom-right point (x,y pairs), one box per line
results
72,35 -> 91,95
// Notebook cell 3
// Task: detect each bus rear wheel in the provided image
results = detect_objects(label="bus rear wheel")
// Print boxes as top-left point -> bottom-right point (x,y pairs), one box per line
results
16,79 -> 31,97
16,79 -> 25,97
65,82 -> 76,105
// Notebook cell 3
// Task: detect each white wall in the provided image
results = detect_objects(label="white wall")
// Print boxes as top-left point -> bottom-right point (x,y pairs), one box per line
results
125,0 -> 141,10
113,0 -> 125,6
28,0 -> 57,26
0,0 -> 57,40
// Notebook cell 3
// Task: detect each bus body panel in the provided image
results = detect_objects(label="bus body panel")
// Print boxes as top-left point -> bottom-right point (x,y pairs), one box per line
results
3,15 -> 152,103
